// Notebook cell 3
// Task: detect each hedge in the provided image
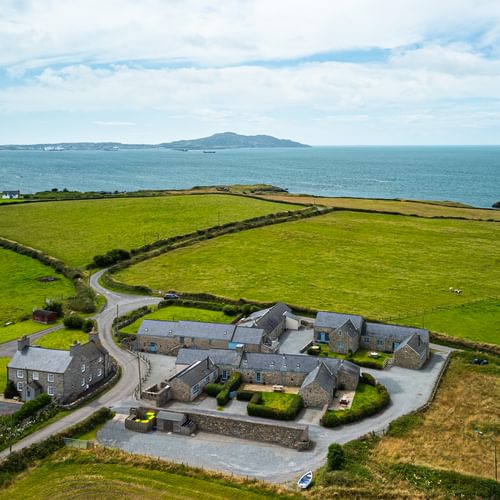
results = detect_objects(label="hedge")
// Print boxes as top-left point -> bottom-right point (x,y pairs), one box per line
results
247,393 -> 302,421
216,372 -> 242,406
321,383 -> 390,428
236,389 -> 255,401
360,372 -> 376,386
13,393 -> 52,424
0,407 -> 114,488
204,383 -> 225,397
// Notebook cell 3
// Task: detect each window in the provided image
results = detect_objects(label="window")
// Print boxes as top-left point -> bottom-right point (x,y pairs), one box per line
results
256,372 -> 262,383
97,368 -> 102,377
204,376 -> 210,384
376,339 -> 384,347
81,378 -> 85,387
47,373 -> 54,382
361,336 -> 369,344
17,370 -> 24,379
17,382 -> 23,391
98,356 -> 103,363
179,336 -> 184,343
88,374 -> 93,382
47,386 -> 55,396
192,383 -> 200,395
32,371 -> 39,380
81,363 -> 86,373
336,341 -> 345,351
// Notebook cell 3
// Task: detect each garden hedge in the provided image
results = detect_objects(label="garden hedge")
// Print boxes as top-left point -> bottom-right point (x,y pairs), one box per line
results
215,372 -> 242,406
247,393 -> 302,421
321,383 -> 390,428
236,389 -> 255,401
204,383 -> 225,397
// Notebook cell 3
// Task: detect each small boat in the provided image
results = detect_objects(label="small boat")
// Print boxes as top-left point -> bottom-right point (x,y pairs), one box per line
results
297,471 -> 313,489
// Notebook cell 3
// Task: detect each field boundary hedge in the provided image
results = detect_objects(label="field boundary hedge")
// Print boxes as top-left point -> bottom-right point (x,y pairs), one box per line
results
0,237 -> 96,313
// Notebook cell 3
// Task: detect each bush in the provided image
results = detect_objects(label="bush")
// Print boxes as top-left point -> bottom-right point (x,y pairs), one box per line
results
360,372 -> 376,386
4,380 -> 19,399
307,346 -> 320,356
14,393 -> 52,424
327,443 -> 345,470
216,372 -> 242,406
63,315 -> 85,330
93,248 -> 131,268
45,301 -> 64,318
81,319 -> 95,333
236,389 -> 255,401
222,305 -> 238,316
204,383 -> 225,397
321,383 -> 390,428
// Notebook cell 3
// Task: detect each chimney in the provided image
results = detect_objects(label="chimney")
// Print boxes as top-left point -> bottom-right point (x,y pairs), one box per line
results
17,335 -> 30,351
88,332 -> 100,345
70,341 -> 81,356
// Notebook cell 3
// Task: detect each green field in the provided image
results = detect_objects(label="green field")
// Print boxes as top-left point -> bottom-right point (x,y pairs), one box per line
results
0,194 -> 298,267
0,248 -> 74,324
33,328 -> 89,350
0,320 -> 63,345
398,298 -> 500,345
116,211 -> 500,340
0,357 -> 9,391
0,449 -> 292,500
120,305 -> 236,335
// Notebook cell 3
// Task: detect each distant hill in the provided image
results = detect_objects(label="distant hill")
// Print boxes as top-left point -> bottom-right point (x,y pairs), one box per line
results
160,132 -> 310,149
0,132 -> 309,151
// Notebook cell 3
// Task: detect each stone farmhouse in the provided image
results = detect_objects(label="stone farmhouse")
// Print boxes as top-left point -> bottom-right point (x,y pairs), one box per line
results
169,348 -> 360,408
169,357 -> 218,402
314,311 -> 430,369
237,302 -> 293,342
7,333 -> 111,403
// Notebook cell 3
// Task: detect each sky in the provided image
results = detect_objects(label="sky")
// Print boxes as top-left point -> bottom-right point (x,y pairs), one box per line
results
1,0 -> 500,145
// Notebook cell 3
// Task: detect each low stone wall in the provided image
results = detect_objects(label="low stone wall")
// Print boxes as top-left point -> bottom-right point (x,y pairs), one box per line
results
179,408 -> 310,450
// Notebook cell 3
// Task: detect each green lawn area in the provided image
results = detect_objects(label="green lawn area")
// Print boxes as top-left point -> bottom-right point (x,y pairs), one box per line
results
0,320 -> 63,345
120,305 -> 237,335
116,211 -> 500,343
0,357 -> 9,391
260,392 -> 299,412
1,450 -> 291,500
0,247 -> 74,324
0,194 -> 299,267
398,298 -> 500,345
33,328 -> 89,350
311,345 -> 391,369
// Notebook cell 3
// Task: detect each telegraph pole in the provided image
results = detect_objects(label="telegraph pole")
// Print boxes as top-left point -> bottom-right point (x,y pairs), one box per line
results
137,353 -> 142,397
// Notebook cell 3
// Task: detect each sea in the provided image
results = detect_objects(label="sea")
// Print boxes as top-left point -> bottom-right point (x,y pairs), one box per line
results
0,146 -> 498,208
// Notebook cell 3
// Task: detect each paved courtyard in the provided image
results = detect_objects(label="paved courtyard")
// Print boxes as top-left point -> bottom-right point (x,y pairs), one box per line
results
101,346 -> 451,483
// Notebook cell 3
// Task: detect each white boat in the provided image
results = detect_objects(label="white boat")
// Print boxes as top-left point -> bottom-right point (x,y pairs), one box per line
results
297,470 -> 313,489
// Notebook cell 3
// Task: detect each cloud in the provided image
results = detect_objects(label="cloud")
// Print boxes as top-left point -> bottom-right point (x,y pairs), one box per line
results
93,121 -> 135,126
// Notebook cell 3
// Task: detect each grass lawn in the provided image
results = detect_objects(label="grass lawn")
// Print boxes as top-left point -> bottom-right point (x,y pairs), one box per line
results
258,194 -> 500,221
120,305 -> 237,335
116,211 -> 500,343
0,194 -> 299,267
0,248 -> 74,324
0,357 -> 9,390
33,328 -> 89,350
398,298 -> 500,345
0,320 -> 62,345
260,392 -> 300,412
1,448 -> 294,500
312,344 -> 391,369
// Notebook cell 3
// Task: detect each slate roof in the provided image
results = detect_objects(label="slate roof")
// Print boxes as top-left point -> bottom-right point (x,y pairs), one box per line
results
176,348 -> 242,368
315,311 -> 364,332
232,326 -> 264,345
395,332 -> 427,356
365,322 -> 429,344
171,358 -> 217,386
157,410 -> 186,422
137,319 -> 236,341
74,340 -> 108,358
239,302 -> 291,334
300,362 -> 335,392
8,347 -> 72,373
137,319 -> 179,338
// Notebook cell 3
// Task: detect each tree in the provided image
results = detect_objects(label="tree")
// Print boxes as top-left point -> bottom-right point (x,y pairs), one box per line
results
4,380 -> 19,399
327,443 -> 345,471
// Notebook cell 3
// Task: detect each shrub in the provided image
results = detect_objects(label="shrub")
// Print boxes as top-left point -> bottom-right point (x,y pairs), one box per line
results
82,319 -> 95,333
93,248 -> 131,268
204,383 -> 225,397
222,305 -> 238,316
4,380 -> 19,399
327,443 -> 345,470
215,372 -> 242,406
249,392 -> 262,404
45,301 -> 64,318
307,346 -> 320,356
360,372 -> 376,386
236,389 -> 255,401
14,393 -> 52,424
63,315 -> 85,330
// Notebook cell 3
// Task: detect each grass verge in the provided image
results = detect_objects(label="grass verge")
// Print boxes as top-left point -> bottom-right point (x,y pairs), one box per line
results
33,328 -> 89,350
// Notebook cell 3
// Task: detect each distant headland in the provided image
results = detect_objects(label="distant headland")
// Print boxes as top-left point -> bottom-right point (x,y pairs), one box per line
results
0,132 -> 310,151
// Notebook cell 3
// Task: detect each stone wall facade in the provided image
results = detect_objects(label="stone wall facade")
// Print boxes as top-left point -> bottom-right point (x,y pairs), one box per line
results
239,368 -> 307,387
180,408 -> 310,450
393,345 -> 427,370
300,382 -> 333,408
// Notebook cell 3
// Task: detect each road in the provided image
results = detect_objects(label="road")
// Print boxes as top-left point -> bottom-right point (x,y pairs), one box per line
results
0,269 -> 161,460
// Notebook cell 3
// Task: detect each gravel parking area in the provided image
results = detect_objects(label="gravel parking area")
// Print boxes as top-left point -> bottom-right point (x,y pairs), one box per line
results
143,352 -> 177,387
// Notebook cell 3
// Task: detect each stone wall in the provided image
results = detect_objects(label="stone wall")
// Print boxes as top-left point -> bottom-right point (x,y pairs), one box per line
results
178,408 -> 310,450
300,382 -> 333,408
239,368 -> 307,387
393,345 -> 426,370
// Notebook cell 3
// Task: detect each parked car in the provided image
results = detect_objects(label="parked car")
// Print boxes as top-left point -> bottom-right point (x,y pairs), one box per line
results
164,292 -> 180,300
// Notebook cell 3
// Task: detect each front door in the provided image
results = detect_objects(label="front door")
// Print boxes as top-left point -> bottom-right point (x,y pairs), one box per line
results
319,332 -> 327,343
148,342 -> 157,353
26,387 -> 33,401
256,372 -> 262,383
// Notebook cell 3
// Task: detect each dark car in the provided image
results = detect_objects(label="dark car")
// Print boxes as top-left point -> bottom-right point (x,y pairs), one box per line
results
164,292 -> 180,300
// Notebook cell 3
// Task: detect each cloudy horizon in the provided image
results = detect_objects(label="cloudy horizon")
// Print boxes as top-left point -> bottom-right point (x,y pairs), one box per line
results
1,0 -> 500,145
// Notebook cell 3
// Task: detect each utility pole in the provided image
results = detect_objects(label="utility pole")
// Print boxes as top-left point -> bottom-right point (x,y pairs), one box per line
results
137,353 -> 142,397
116,304 -> 119,318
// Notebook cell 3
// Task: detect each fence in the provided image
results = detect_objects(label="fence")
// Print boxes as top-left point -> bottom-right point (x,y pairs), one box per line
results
63,437 -> 94,449
129,350 -> 152,399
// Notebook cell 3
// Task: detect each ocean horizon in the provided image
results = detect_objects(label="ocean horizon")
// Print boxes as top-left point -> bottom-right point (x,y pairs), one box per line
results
0,145 -> 498,208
